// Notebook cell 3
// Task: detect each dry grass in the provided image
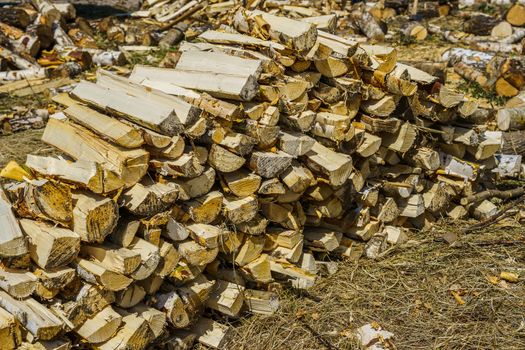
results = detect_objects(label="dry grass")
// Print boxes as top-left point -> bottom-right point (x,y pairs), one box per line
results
221,221 -> 525,350
0,129 -> 57,169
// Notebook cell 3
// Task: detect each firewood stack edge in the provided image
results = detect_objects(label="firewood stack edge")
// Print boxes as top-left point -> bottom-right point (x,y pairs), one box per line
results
0,6 -> 519,350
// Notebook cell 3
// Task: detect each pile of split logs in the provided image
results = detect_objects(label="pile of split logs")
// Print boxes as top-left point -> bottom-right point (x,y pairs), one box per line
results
0,5 -> 524,350
0,0 -> 127,84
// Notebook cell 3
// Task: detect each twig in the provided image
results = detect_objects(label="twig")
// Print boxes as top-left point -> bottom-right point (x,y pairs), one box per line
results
462,194 -> 525,233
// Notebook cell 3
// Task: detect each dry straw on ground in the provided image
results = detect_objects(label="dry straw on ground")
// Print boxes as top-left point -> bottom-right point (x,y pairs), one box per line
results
221,221 -> 525,350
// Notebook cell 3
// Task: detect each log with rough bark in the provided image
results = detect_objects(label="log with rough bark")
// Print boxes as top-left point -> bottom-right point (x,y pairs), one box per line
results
351,4 -> 385,41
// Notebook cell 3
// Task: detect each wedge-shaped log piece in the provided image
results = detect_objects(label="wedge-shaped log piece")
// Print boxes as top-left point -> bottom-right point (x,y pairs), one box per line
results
26,155 -> 124,194
187,223 -> 224,249
169,167 -> 216,200
130,65 -> 259,101
238,253 -> 271,283
129,304 -> 166,340
244,289 -> 279,315
154,291 -> 189,329
235,235 -> 266,267
81,244 -> 141,275
207,127 -> 257,156
205,280 -> 244,317
0,268 -> 37,298
33,267 -> 75,300
150,153 -> 204,178
178,240 -> 219,266
382,122 -> 417,153
5,179 -> 72,226
0,190 -> 27,258
279,131 -> 315,156
260,179 -> 288,196
0,291 -> 63,340
173,191 -> 223,225
246,10 -> 317,52
127,238 -> 161,281
361,95 -> 397,117
62,284 -> 115,328
71,80 -> 185,136
398,195 -> 425,218
198,30 -> 287,51
115,284 -> 146,308
303,228 -> 342,252
42,117 -> 149,188
63,103 -> 144,148
155,240 -> 180,277
222,170 -> 261,197
98,312 -> 154,350
76,305 -> 122,344
147,135 -> 185,160
75,258 -> 133,291
304,142 -> 352,186
0,306 -> 21,349
120,180 -> 178,217
269,260 -> 316,288
192,317 -> 230,350
223,195 -> 259,225
72,191 -> 118,243
249,151 -> 293,178
208,144 -> 245,173
110,219 -> 140,248
282,110 -> 316,132
280,161 -> 315,193
236,214 -> 268,236
20,219 -> 79,269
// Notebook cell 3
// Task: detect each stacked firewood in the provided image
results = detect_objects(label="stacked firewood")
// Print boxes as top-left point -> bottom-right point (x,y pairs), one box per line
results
0,7 -> 520,350
0,0 -> 127,84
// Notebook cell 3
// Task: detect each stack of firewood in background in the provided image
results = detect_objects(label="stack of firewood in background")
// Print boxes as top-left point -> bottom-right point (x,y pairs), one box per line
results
2,5 -> 524,349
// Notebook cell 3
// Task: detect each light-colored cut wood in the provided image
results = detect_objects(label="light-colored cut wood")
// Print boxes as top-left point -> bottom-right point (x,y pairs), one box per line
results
19,219 -> 80,270
0,190 -> 27,258
76,306 -> 122,344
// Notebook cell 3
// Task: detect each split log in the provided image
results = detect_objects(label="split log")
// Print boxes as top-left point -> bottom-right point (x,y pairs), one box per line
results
130,304 -> 166,339
120,180 -> 178,217
110,219 -> 140,248
0,268 -> 37,298
0,190 -> 27,258
497,106 -> 525,130
71,80 -> 188,136
491,21 -> 513,38
97,312 -> 154,350
303,142 -> 353,186
127,238 -> 161,281
0,291 -> 63,340
60,284 -> 115,327
19,219 -> 80,270
115,284 -> 146,308
72,191 -> 119,243
76,306 -> 122,344
205,280 -> 245,317
208,144 -> 245,173
4,179 -> 72,226
174,191 -> 223,224
401,22 -> 428,41
192,317 -> 230,349
463,14 -> 499,36
242,10 -> 317,52
0,306 -> 21,349
170,166 -> 216,200
222,170 -> 261,197
0,8 -> 31,28
63,103 -> 144,148
244,289 -> 279,315
80,244 -> 141,275
26,155 -> 125,194
249,151 -> 293,178
33,267 -> 75,300
155,240 -> 180,277
178,240 -> 218,266
42,116 -> 149,188
75,258 -> 133,291
223,195 -> 259,225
